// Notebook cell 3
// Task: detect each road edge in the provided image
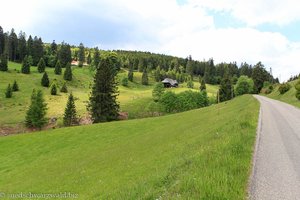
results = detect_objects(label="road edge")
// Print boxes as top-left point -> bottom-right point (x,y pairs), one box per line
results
247,95 -> 262,199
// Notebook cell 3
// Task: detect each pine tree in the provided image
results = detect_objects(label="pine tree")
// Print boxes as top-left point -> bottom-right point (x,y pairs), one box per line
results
54,60 -> 62,75
87,52 -> 91,65
142,68 -> 148,85
78,43 -> 85,67
5,84 -> 12,98
200,79 -> 206,91
0,54 -> 8,71
41,72 -> 50,87
25,90 -> 47,129
60,82 -> 68,93
37,57 -> 46,73
93,47 -> 100,67
128,66 -> 134,82
63,93 -> 77,126
88,53 -> 119,123
12,80 -> 19,91
64,63 -> 72,81
50,82 -> 57,95
58,42 -> 72,67
219,71 -> 233,102
21,56 -> 30,74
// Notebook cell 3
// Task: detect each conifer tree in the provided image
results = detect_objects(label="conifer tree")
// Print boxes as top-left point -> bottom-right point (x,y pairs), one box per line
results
78,43 -> 85,67
37,57 -> 46,73
88,53 -> 119,123
5,84 -> 12,98
200,79 -> 206,91
12,80 -> 19,91
41,72 -> 50,87
142,68 -> 148,85
60,82 -> 68,93
54,60 -> 62,75
64,63 -> 72,81
93,47 -> 100,67
128,66 -> 134,82
0,54 -> 8,71
63,93 -> 77,126
154,66 -> 161,82
25,89 -> 47,129
21,56 -> 30,74
50,82 -> 57,95
218,70 -> 233,102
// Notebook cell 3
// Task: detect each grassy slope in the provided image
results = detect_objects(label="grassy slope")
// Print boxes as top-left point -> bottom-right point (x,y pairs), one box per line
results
0,95 -> 259,199
0,62 -> 219,126
264,80 -> 300,108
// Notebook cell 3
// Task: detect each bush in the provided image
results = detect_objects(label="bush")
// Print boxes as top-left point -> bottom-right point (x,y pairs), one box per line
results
152,82 -> 165,102
234,76 -> 254,96
12,80 -> 19,91
121,77 -> 129,87
160,91 -> 178,113
278,83 -> 291,94
187,80 -> 194,89
5,84 -> 12,98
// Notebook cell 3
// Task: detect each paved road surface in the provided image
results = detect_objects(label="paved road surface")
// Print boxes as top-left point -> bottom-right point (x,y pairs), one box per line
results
249,95 -> 300,200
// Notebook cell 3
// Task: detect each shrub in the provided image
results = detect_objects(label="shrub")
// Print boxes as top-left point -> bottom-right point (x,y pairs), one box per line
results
160,91 -> 178,113
235,76 -> 254,96
5,84 -> 12,98
278,83 -> 291,94
152,82 -> 165,102
12,80 -> 19,91
121,77 -> 129,87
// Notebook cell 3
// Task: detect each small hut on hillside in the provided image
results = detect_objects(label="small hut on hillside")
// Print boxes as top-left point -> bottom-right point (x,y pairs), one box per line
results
162,78 -> 178,88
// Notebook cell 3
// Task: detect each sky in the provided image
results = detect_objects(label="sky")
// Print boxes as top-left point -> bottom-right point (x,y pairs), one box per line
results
1,0 -> 300,81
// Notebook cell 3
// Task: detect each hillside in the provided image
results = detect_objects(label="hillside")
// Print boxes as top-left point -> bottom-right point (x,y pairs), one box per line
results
264,80 -> 300,108
0,95 -> 259,199
0,62 -> 218,129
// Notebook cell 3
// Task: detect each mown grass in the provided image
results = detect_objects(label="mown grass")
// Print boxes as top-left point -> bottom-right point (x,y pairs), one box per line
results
0,62 -> 219,127
0,95 -> 259,199
263,80 -> 300,108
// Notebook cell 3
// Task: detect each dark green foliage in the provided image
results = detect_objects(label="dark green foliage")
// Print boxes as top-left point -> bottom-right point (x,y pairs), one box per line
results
12,80 -> 19,91
58,42 -> 72,67
37,57 -> 46,73
141,68 -> 148,85
78,43 -> 85,67
41,72 -> 50,87
0,26 -> 4,55
187,80 -> 194,89
25,90 -> 47,129
60,82 -> 68,93
152,82 -> 165,102
160,90 -> 208,113
5,84 -> 12,98
21,56 -> 30,74
128,66 -> 134,82
186,56 -> 194,78
121,77 -> 128,86
219,72 -> 233,102
87,52 -> 92,65
200,79 -> 206,91
278,83 -> 291,94
0,54 -> 8,71
93,47 -> 100,67
54,60 -> 62,75
234,76 -> 254,96
8,29 -> 18,61
31,36 -> 44,65
88,54 -> 119,123
17,31 -> 27,61
64,63 -> 72,81
63,93 -> 77,126
295,79 -> 300,100
50,82 -> 58,95
154,66 -> 161,82
252,62 -> 271,93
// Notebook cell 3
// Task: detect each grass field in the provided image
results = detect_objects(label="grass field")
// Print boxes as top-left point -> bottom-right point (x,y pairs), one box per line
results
263,80 -> 300,108
0,62 -> 219,127
0,95 -> 259,199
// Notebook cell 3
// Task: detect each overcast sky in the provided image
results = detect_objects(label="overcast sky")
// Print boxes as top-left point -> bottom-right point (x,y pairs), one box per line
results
1,0 -> 300,81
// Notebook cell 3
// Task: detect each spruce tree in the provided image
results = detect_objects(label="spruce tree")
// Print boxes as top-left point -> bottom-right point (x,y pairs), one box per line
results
219,71 -> 233,102
37,57 -> 46,73
41,72 -> 50,87
54,60 -> 62,75
200,79 -> 206,91
78,43 -> 85,67
0,54 -> 8,71
128,66 -> 134,82
60,82 -> 68,93
5,84 -> 12,98
25,89 -> 47,129
21,56 -> 30,74
50,82 -> 57,95
141,68 -> 148,85
93,47 -> 100,67
63,93 -> 77,126
64,63 -> 72,81
12,80 -> 19,91
88,53 -> 119,123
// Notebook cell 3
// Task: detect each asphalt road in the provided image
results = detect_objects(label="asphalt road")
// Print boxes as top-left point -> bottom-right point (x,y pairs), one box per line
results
249,95 -> 300,200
